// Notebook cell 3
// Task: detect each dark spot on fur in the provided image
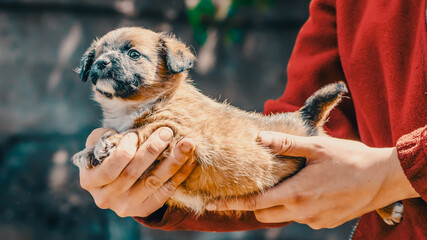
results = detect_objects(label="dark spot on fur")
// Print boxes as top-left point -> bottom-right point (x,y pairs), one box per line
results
80,49 -> 96,82
141,53 -> 152,63
96,88 -> 113,99
300,82 -> 347,128
122,41 -> 133,52
89,71 -> 100,85
112,77 -> 141,98
165,48 -> 193,74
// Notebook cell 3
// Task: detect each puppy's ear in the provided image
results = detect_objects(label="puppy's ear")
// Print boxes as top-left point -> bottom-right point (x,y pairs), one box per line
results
300,82 -> 348,128
160,34 -> 195,74
75,40 -> 97,82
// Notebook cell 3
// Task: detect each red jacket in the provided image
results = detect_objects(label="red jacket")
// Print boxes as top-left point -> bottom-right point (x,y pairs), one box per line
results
135,0 -> 427,238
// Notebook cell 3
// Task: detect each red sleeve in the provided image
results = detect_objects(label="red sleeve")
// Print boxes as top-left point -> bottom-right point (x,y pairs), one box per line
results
396,125 -> 427,202
134,206 -> 288,232
135,0 -> 358,231
264,0 -> 359,141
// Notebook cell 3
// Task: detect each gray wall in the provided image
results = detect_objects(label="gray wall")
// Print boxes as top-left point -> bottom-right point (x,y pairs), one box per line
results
0,1 -> 357,239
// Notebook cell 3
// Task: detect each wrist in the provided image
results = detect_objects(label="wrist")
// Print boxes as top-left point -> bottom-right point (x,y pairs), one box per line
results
378,147 -> 419,203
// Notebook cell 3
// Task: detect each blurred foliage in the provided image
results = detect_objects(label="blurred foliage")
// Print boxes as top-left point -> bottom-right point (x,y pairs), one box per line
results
186,0 -> 274,45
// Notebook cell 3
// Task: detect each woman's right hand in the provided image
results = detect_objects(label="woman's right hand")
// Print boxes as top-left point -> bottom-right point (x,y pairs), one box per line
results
78,127 -> 196,218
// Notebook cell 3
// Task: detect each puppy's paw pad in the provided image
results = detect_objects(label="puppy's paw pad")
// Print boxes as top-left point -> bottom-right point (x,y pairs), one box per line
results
382,202 -> 403,225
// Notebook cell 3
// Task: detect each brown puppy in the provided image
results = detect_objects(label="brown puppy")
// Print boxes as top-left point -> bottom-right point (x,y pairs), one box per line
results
72,27 -> 402,224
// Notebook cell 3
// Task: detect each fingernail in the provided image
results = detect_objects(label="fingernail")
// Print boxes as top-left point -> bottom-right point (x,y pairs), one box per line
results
125,132 -> 138,141
117,133 -> 138,155
159,128 -> 173,141
206,203 -> 217,211
180,142 -> 193,153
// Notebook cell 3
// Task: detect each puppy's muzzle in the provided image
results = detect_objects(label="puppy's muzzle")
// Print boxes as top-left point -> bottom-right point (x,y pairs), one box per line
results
96,59 -> 111,70
90,57 -> 113,84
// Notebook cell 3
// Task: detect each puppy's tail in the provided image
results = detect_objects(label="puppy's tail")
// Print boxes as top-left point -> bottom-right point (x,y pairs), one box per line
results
300,81 -> 348,128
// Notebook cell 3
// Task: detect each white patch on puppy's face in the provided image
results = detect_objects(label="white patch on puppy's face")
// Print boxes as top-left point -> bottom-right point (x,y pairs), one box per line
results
95,79 -> 116,95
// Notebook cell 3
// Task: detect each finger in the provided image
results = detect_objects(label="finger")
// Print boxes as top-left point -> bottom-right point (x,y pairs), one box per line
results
102,128 -> 176,194
85,128 -> 117,148
254,205 -> 291,223
130,138 -> 195,199
256,205 -> 322,225
147,139 -> 195,183
257,131 -> 322,158
134,127 -> 174,165
80,133 -> 138,188
133,155 -> 197,217
207,190 -> 284,211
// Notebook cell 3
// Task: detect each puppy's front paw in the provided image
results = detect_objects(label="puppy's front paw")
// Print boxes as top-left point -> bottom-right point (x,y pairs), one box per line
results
72,147 -> 96,169
92,132 -> 123,166
377,202 -> 403,225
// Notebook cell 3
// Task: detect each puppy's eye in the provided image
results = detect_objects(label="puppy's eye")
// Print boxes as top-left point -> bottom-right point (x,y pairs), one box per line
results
128,49 -> 141,60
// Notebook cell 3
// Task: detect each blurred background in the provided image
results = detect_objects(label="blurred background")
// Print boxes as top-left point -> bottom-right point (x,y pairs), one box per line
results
0,0 -> 357,239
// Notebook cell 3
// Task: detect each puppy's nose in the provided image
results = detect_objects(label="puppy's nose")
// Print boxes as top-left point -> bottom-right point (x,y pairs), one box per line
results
96,59 -> 111,69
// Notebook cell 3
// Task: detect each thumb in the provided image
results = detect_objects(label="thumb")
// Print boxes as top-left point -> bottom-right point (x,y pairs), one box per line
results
257,131 -> 321,158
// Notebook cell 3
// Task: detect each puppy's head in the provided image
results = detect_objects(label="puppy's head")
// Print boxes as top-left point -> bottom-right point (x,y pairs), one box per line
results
77,27 -> 195,101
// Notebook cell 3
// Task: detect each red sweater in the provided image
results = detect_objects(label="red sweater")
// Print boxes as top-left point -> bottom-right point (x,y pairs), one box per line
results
135,0 -> 427,238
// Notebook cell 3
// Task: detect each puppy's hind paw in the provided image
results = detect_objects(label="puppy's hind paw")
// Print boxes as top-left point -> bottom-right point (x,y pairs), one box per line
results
377,202 -> 403,225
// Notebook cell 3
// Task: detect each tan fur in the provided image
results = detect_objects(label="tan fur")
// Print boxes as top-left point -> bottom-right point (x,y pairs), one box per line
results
73,27 -> 340,216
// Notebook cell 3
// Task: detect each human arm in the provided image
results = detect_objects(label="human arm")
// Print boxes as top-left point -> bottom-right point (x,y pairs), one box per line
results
207,130 -> 421,229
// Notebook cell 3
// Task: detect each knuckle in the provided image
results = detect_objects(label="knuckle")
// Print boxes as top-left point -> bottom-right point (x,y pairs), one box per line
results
146,141 -> 162,156
94,197 -> 110,209
115,206 -> 131,218
99,169 -> 115,183
290,193 -> 307,205
171,171 -> 186,183
300,216 -> 317,224
145,175 -> 164,190
328,222 -> 341,229
174,161 -> 194,180
310,139 -> 327,155
115,210 -> 128,218
162,180 -> 178,194
139,210 -> 150,218
308,224 -> 322,230
276,135 -> 295,154
122,167 -> 141,180
79,178 -> 91,190
286,137 -> 296,152
168,157 -> 185,171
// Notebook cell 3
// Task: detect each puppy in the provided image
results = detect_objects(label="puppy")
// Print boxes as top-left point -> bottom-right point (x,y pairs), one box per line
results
72,27 -> 402,224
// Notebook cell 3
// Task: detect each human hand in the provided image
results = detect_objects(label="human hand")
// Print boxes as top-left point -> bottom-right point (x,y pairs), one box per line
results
207,131 -> 419,229
78,127 -> 196,218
